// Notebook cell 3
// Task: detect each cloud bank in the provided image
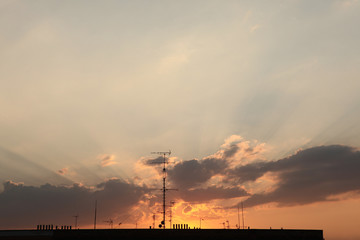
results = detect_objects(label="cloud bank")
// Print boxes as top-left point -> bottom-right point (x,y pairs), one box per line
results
163,138 -> 360,208
0,179 -> 148,229
237,145 -> 360,207
1,136 -> 360,229
167,158 -> 229,188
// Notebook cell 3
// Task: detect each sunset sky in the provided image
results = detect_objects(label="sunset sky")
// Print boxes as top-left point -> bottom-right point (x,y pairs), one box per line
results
1,1 -> 360,240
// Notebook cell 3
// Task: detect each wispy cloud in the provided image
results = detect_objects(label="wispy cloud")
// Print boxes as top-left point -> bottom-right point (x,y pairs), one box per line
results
336,0 -> 359,8
57,168 -> 68,175
99,154 -> 117,167
250,24 -> 261,33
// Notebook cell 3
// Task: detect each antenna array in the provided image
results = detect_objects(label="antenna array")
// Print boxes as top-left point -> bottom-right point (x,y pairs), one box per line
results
151,150 -> 176,229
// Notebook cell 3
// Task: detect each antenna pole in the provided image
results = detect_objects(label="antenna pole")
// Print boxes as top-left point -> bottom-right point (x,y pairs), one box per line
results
73,214 -> 79,229
94,200 -> 97,230
151,150 -> 172,229
162,153 -> 166,229
241,202 -> 245,229
169,204 -> 172,229
237,204 -> 240,229
200,218 -> 204,229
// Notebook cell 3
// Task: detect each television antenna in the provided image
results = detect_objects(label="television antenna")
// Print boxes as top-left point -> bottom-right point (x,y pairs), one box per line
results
150,150 -> 177,229
104,219 -> 114,229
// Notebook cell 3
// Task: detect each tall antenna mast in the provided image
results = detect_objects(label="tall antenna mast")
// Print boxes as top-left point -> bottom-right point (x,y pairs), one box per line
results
151,150 -> 174,229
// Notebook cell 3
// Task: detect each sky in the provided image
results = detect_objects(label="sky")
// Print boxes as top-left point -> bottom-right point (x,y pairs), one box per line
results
0,0 -> 360,239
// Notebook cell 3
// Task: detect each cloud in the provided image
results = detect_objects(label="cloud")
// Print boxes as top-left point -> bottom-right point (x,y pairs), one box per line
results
0,179 -> 149,229
183,205 -> 192,213
57,168 -> 68,175
166,135 -> 266,189
222,144 -> 240,159
0,146 -> 72,187
3,137 -> 360,229
144,137 -> 360,208
336,0 -> 359,8
250,24 -> 261,33
233,145 -> 360,207
226,162 -> 268,183
179,186 -> 248,203
99,154 -> 116,167
156,40 -> 193,75
143,156 -> 167,166
167,158 -> 228,188
213,135 -> 267,165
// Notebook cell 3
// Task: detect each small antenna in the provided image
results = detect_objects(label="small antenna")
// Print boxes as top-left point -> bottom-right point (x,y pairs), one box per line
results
220,222 -> 225,229
237,204 -> 240,229
241,202 -> 245,230
94,200 -> 97,230
200,218 -> 205,229
73,214 -> 79,229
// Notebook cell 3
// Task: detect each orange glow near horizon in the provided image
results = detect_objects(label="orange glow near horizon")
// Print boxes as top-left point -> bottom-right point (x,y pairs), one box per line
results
87,197 -> 360,240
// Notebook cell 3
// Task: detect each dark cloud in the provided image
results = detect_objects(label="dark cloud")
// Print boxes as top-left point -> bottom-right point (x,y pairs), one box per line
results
57,168 -> 68,175
179,186 -> 248,203
0,179 -> 149,229
145,143 -> 360,208
95,179 -> 148,216
235,145 -> 360,207
143,156 -> 167,165
183,205 -> 192,213
226,162 -> 268,183
167,158 -> 228,188
223,144 -> 239,159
